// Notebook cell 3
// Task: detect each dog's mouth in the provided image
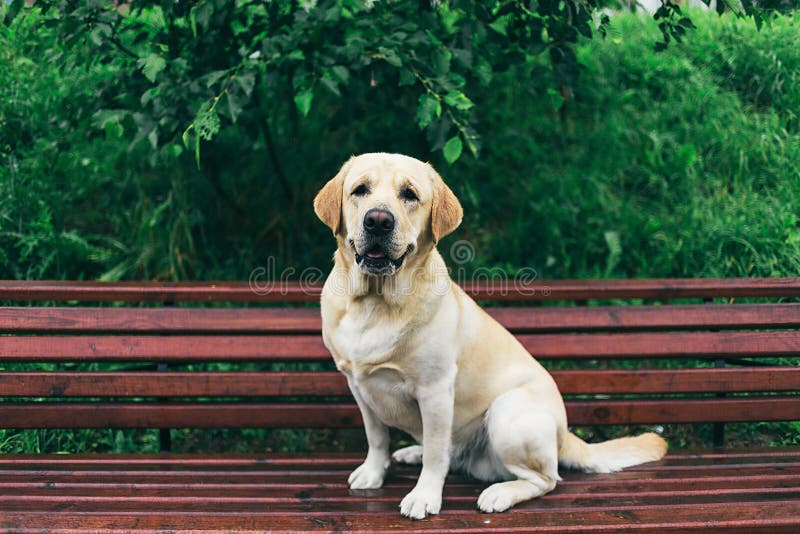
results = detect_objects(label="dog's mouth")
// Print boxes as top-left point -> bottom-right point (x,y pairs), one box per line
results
354,243 -> 412,274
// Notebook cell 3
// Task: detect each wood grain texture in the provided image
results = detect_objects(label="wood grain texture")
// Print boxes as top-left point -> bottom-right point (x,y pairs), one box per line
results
1,277 -> 798,302
1,367 -> 797,398
1,278 -> 799,532
0,452 -> 798,533
4,303 -> 800,333
2,330 -> 798,361
1,397 -> 797,428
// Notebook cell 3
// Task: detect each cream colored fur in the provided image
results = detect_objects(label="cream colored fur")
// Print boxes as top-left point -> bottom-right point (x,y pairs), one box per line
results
314,153 -> 667,519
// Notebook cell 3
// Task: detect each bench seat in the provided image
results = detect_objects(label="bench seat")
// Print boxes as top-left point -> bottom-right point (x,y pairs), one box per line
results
2,450 -> 799,532
1,278 -> 799,532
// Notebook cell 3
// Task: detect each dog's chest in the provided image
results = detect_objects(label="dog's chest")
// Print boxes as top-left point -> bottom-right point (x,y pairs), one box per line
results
325,305 -> 423,435
331,311 -> 403,366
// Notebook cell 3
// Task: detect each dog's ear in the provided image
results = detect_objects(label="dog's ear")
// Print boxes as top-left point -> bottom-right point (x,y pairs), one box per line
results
429,165 -> 463,243
314,159 -> 352,235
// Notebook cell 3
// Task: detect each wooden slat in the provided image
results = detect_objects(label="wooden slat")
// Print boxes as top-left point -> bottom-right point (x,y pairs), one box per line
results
0,372 -> 349,397
0,502 -> 798,532
0,335 -> 327,361
1,488 -> 799,512
2,331 -> 799,361
518,331 -> 800,359
0,403 -> 361,429
1,368 -> 798,398
1,449 -> 798,465
4,480 -> 800,499
553,367 -> 800,394
1,451 -> 798,471
1,278 -> 798,303
489,303 -> 800,332
0,397 -> 797,428
0,307 -> 322,334
567,397 -> 800,425
5,303 -> 800,334
1,464 -> 798,487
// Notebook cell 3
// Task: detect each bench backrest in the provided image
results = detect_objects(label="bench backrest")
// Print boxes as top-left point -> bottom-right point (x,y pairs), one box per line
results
1,279 -> 798,442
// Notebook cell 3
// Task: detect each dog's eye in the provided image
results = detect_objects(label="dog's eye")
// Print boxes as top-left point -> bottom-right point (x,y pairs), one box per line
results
352,184 -> 369,197
400,187 -> 418,202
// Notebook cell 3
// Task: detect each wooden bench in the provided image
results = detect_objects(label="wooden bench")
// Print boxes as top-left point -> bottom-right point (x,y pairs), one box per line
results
0,278 -> 799,532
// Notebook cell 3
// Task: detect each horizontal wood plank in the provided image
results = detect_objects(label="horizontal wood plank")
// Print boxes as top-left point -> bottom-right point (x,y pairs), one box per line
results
2,488 -> 799,512
0,501 -> 798,532
1,277 -> 798,303
1,464 -> 798,487
0,307 -> 322,334
1,368 -> 798,398
0,397 -> 797,428
5,303 -> 800,334
1,331 -> 799,361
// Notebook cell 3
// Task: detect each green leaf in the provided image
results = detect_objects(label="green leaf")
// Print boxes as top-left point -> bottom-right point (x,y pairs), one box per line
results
224,91 -> 243,123
204,70 -> 228,88
141,54 -> 166,83
320,76 -> 341,97
488,14 -> 511,36
398,69 -> 416,87
189,6 -> 197,37
182,126 -> 192,149
195,106 -> 220,140
4,0 -> 24,26
603,230 -> 622,276
547,88 -> 565,111
378,46 -> 402,67
104,120 -> 124,140
431,48 -> 451,74
416,94 -> 440,129
474,57 -> 493,86
235,71 -> 256,96
443,136 -> 463,164
294,88 -> 313,117
444,91 -> 473,111
331,66 -> 350,84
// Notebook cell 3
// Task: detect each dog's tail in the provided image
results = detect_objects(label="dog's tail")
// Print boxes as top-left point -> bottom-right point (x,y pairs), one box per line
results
558,431 -> 667,473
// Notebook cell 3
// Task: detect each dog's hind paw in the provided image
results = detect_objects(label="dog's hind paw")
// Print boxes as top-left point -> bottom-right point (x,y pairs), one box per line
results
392,445 -> 423,465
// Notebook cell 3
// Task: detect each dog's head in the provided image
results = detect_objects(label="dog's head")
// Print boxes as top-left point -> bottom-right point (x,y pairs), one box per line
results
314,153 -> 462,276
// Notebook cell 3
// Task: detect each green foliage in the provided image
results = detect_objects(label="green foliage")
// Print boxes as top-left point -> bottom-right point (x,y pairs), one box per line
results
452,10 -> 800,280
2,3 -> 797,283
1,4 -> 800,453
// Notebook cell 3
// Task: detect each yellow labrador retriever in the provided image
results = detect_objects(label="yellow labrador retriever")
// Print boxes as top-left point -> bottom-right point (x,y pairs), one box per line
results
314,153 -> 667,519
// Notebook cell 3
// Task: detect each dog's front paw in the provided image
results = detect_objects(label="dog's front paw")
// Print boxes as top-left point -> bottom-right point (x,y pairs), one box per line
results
348,461 -> 387,489
392,445 -> 423,465
399,486 -> 442,519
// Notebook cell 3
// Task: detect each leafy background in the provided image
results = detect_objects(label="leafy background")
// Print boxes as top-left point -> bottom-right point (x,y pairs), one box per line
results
0,1 -> 799,453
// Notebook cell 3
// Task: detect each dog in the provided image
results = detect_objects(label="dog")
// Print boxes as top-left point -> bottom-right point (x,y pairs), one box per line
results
314,153 -> 667,519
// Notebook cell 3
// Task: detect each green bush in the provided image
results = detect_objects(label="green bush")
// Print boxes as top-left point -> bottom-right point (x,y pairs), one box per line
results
454,11 -> 800,280
2,7 -> 798,282
1,5 -> 799,453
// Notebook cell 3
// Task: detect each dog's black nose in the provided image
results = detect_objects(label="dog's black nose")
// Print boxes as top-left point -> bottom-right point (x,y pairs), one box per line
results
363,209 -> 395,236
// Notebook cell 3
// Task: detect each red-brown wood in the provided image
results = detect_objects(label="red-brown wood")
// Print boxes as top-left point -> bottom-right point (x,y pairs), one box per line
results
0,278 -> 798,533
1,367 -> 798,398
4,303 -> 800,333
0,334 -> 328,361
2,330 -> 798,361
0,371 -> 348,397
1,464 -> 797,486
1,277 -> 798,303
516,330 -> 800,359
1,397 -> 797,428
0,307 -> 322,334
0,503 -> 798,532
